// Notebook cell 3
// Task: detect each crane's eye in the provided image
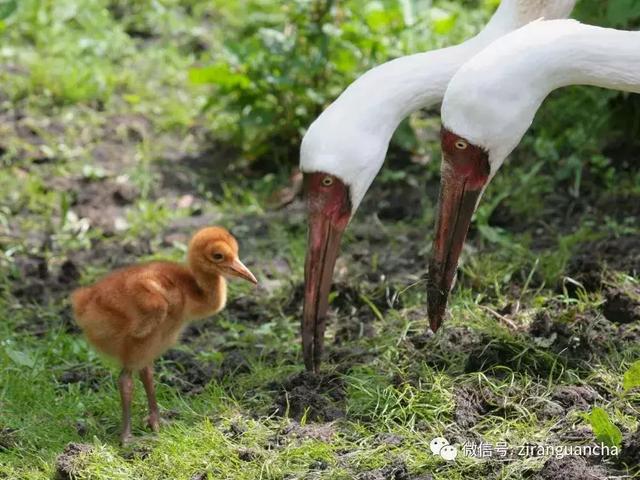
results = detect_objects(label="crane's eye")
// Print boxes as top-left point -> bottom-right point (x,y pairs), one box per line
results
212,253 -> 224,262
322,176 -> 334,187
455,140 -> 468,150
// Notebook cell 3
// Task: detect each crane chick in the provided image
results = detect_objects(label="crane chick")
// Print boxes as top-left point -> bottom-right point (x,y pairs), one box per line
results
71,226 -> 257,444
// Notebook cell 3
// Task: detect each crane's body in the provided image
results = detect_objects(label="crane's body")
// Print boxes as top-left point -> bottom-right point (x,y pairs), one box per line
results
299,1 -> 577,371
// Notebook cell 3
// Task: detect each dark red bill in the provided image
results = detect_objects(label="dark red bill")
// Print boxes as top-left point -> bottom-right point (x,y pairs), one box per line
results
427,177 -> 482,332
302,172 -> 350,372
427,129 -> 490,332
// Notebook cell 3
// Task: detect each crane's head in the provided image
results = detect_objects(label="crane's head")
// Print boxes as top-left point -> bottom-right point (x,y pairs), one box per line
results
426,20 -> 579,330
427,129 -> 490,332
426,71 -> 524,332
298,113 -> 388,371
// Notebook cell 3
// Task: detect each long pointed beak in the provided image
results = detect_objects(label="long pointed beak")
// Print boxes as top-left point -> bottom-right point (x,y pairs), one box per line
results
228,259 -> 258,285
427,174 -> 482,332
302,213 -> 344,372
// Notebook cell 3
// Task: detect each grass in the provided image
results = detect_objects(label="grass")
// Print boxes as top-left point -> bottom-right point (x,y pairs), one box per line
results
1,1 -> 639,479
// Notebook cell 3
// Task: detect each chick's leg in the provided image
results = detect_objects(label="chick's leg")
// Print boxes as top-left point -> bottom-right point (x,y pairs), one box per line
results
119,368 -> 134,444
140,365 -> 160,432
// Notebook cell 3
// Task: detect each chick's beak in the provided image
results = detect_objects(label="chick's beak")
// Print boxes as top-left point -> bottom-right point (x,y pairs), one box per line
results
303,211 -> 345,372
228,259 -> 258,285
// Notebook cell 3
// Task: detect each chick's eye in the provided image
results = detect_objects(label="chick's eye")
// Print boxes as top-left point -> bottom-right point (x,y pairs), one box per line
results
322,176 -> 333,187
212,253 -> 224,262
455,140 -> 468,150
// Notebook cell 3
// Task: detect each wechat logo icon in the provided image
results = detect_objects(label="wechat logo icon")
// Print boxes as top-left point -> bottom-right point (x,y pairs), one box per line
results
430,437 -> 458,461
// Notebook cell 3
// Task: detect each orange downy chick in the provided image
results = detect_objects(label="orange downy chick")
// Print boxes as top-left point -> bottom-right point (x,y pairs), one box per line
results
71,226 -> 257,443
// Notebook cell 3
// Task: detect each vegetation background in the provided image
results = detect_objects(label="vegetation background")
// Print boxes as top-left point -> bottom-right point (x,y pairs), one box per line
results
0,1 -> 639,479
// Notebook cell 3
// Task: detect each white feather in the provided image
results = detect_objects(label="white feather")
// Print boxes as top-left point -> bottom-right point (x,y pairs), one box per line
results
300,0 -> 577,212
442,19 -> 640,175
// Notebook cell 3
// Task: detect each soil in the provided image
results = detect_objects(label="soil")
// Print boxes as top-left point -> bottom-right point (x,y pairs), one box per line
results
454,385 -> 498,429
159,349 -> 215,394
532,456 -> 607,480
565,235 -> 640,292
218,349 -> 252,378
356,460 -> 411,480
619,429 -> 640,467
0,428 -> 18,451
269,371 -> 346,422
11,255 -> 80,304
54,443 -> 93,480
551,386 -> 599,411
57,365 -> 105,392
69,178 -> 140,236
602,286 -> 640,324
407,324 -> 480,371
528,304 -> 622,369
374,432 -> 405,447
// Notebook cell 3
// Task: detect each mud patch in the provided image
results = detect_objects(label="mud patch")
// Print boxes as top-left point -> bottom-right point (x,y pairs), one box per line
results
356,460 -> 411,480
602,286 -> 640,324
533,456 -> 607,480
218,350 -> 251,378
464,334 -> 555,376
407,324 -> 480,371
619,429 -> 640,467
159,349 -> 215,394
47,175 -> 140,237
454,385 -> 502,429
566,235 -> 640,292
224,295 -> 265,324
57,365 -> 105,392
11,256 -> 80,304
280,421 -> 337,442
55,443 -> 93,480
270,371 -> 345,422
331,283 -> 386,344
0,428 -> 18,451
551,385 -> 599,411
528,304 -> 620,368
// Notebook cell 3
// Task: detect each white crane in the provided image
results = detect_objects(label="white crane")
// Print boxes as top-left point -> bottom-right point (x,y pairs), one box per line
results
428,19 -> 640,330
298,1 -> 577,371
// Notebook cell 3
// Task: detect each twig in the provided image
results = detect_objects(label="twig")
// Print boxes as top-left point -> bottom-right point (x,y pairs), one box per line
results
481,305 -> 519,331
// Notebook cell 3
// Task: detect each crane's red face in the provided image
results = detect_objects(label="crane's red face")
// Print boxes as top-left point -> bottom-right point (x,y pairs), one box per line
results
302,172 -> 351,372
427,128 -> 490,332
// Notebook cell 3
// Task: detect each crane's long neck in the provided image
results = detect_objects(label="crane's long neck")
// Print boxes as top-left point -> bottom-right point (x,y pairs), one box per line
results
322,0 -> 575,144
486,23 -> 640,164
549,27 -> 640,93
330,23 -> 520,144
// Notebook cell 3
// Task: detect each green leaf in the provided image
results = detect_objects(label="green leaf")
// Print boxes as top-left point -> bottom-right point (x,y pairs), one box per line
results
587,407 -> 622,447
188,64 -> 251,89
623,360 -> 640,391
5,347 -> 36,368
0,0 -> 16,20
430,8 -> 457,35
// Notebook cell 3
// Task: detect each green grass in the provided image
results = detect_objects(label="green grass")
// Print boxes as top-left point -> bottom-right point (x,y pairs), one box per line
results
1,1 -> 639,479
